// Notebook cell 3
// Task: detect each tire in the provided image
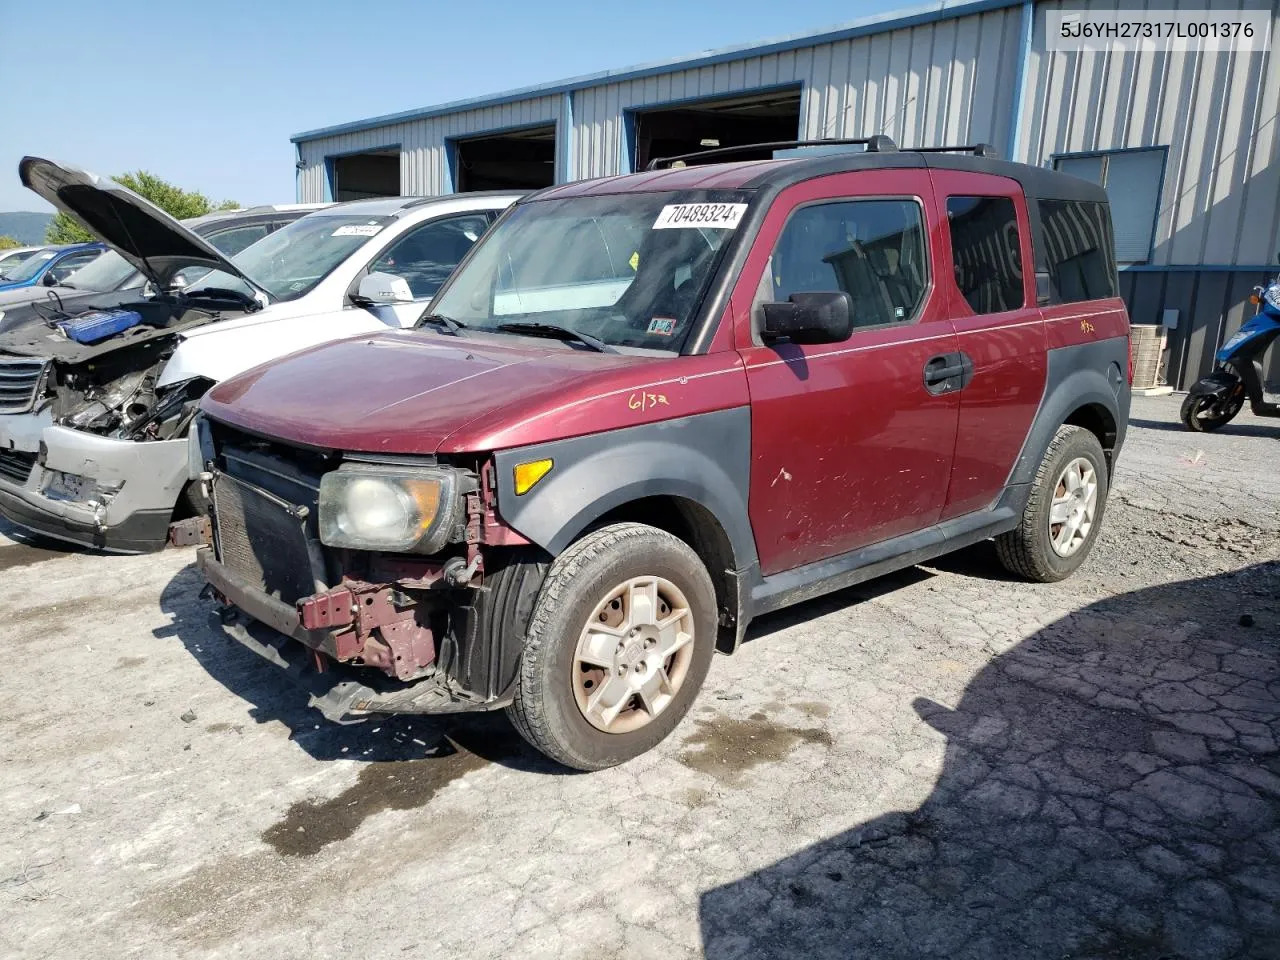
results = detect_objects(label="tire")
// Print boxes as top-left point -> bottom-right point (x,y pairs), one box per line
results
1180,392 -> 1241,432
172,480 -> 209,521
995,425 -> 1109,583
507,522 -> 717,771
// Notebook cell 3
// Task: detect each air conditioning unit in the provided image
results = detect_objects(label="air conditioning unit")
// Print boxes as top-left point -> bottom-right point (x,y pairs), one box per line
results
1130,323 -> 1170,394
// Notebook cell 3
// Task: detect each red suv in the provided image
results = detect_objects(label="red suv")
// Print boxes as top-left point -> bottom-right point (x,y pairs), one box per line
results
193,138 -> 1131,770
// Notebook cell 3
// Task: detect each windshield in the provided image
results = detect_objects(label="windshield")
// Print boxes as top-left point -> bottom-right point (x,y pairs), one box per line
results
0,250 -> 36,275
60,250 -> 138,290
3,248 -> 57,283
429,191 -> 747,352
190,213 -> 393,302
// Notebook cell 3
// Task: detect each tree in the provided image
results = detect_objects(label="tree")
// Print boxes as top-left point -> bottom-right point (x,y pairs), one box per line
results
45,170 -> 239,243
0,235 -> 22,250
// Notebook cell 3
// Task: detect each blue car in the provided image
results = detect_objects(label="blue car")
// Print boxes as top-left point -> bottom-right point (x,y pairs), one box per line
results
0,241 -> 105,291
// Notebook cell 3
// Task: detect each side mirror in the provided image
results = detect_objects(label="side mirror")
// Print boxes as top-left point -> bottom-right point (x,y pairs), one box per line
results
761,292 -> 853,345
356,271 -> 414,304
42,272 -> 59,287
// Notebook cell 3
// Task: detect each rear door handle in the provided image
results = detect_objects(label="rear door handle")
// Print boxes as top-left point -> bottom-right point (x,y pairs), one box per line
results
923,352 -> 974,394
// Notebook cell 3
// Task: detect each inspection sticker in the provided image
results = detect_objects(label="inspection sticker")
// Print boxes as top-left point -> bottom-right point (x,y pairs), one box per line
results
332,224 -> 383,237
653,203 -> 747,230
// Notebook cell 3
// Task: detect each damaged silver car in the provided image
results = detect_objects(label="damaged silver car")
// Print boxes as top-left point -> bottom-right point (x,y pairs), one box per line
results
0,158 -> 520,552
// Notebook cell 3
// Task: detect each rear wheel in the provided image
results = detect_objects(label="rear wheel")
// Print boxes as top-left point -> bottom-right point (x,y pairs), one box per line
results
1180,392 -> 1242,432
507,522 -> 717,770
996,425 -> 1109,583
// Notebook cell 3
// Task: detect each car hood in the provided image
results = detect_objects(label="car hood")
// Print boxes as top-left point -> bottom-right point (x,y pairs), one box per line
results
19,157 -> 265,295
0,284 -> 70,308
202,330 -> 662,454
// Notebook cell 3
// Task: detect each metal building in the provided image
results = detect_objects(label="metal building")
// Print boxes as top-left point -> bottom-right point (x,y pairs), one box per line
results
292,0 -> 1280,389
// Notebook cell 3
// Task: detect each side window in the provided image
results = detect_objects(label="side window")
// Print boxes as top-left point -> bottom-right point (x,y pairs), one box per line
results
1037,199 -> 1119,303
48,250 -> 102,283
206,224 -> 270,256
370,214 -> 491,300
946,196 -> 1025,315
765,199 -> 928,329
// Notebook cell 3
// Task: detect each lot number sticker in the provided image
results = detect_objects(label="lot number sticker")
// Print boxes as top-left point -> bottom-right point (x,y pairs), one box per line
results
653,203 -> 747,230
332,224 -> 383,237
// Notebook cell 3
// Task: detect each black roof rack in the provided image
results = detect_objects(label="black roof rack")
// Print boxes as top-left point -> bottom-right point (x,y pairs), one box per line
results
646,135 -> 898,171
913,143 -> 999,158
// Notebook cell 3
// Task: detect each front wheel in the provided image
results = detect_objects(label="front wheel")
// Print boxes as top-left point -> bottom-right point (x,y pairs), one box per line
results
1180,392 -> 1242,432
507,522 -> 717,771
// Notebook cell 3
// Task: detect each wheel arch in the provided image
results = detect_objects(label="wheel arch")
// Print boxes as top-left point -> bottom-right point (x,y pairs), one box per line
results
490,409 -> 759,654
1008,340 -> 1130,492
588,494 -> 746,654
1062,401 -> 1118,471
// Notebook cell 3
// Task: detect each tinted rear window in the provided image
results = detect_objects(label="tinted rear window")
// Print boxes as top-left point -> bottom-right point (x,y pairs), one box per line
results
1037,200 -> 1118,303
946,196 -> 1025,314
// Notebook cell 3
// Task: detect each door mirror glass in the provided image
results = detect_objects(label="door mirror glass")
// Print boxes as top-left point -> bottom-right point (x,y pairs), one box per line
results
761,292 -> 853,344
356,271 -> 414,304
42,271 -> 59,286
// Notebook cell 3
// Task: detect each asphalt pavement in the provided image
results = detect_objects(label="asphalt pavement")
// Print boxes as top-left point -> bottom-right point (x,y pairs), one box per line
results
1,394 -> 1277,960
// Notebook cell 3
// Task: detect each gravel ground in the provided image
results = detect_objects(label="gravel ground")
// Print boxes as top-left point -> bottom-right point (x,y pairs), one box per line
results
0,394 -> 1277,960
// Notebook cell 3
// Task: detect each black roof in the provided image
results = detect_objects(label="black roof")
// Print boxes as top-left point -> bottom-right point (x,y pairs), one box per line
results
739,149 -> 1108,205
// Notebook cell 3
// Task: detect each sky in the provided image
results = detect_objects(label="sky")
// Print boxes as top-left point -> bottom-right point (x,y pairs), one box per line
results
0,0 -> 907,212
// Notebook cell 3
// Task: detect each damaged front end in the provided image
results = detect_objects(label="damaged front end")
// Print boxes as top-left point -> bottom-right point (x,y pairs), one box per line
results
193,419 -> 535,720
0,298 -> 237,551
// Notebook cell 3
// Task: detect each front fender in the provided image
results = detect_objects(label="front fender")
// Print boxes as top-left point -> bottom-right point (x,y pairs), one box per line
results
492,407 -> 758,570
1187,369 -> 1239,398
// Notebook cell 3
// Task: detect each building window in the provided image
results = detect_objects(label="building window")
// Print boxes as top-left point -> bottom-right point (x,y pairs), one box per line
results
1054,148 -> 1165,264
946,196 -> 1025,314
1037,200 -> 1119,303
766,199 -> 928,328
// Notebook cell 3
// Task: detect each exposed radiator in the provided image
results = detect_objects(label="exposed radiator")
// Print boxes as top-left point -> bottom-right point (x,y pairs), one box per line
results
212,472 -> 317,605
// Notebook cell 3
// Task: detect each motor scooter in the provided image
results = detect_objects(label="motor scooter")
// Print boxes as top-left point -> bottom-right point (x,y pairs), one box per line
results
1181,259 -> 1280,432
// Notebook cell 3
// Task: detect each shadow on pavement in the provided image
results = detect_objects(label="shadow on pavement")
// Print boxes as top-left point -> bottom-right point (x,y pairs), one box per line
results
700,563 -> 1280,959
154,563 -> 562,774
1128,417 -> 1280,439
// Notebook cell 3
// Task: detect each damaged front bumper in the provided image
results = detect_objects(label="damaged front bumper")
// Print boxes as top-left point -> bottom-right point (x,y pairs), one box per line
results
197,546 -> 507,721
0,413 -> 187,552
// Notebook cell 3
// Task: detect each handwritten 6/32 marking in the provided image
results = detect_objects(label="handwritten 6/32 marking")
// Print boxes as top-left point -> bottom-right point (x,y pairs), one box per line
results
628,392 -> 669,412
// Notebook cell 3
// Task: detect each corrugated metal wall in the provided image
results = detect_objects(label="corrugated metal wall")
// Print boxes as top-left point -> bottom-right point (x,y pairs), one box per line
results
292,0 -> 1280,389
297,94 -> 565,199
570,7 -> 1024,178
1017,0 -> 1280,268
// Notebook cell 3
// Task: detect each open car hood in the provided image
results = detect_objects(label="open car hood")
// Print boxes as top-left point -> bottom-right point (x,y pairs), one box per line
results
19,157 -> 266,296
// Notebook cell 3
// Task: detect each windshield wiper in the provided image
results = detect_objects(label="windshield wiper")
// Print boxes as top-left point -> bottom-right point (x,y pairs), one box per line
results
184,287 -> 262,311
495,321 -> 617,354
418,313 -> 467,336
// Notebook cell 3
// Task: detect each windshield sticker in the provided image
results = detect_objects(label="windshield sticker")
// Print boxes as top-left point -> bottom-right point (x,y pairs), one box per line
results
628,251 -> 639,271
332,224 -> 383,238
647,317 -> 676,336
653,203 -> 747,230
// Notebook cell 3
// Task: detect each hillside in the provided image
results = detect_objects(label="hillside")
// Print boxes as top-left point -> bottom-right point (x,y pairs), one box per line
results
0,211 -> 53,245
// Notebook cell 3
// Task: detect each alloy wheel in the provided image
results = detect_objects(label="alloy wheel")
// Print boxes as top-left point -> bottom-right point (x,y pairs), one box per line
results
572,575 -> 695,734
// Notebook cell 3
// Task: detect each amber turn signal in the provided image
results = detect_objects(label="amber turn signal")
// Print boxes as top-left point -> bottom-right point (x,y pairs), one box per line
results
514,458 -> 553,495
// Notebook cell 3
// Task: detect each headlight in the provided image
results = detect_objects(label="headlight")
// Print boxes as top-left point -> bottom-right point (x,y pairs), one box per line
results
318,464 -> 460,553
1264,283 -> 1280,311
